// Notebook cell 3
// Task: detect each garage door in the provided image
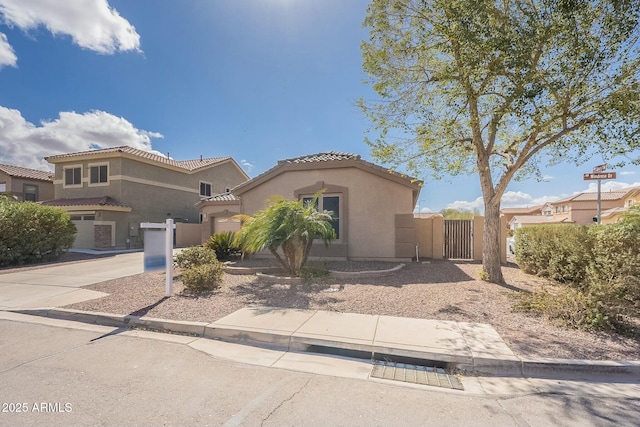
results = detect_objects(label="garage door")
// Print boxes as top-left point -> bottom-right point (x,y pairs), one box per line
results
213,217 -> 241,234
70,215 -> 95,248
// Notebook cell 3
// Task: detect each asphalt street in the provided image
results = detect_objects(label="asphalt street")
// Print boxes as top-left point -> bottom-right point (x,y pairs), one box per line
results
1,319 -> 639,427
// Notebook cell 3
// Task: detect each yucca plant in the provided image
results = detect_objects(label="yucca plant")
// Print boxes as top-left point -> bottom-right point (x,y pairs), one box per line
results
205,231 -> 241,261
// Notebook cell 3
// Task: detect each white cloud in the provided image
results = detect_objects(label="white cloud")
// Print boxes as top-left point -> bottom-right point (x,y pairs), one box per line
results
0,0 -> 140,56
0,105 -> 163,170
413,206 -> 434,214
240,159 -> 254,173
0,32 -> 16,68
447,197 -> 484,212
620,171 -> 637,176
500,190 -> 559,208
581,180 -> 640,193
443,191 -> 561,214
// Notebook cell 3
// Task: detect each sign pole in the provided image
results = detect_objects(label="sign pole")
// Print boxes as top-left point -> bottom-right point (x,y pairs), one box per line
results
597,179 -> 602,225
583,164 -> 614,226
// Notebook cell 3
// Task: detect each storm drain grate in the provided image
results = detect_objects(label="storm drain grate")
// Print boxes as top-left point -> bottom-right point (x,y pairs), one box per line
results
370,360 -> 464,390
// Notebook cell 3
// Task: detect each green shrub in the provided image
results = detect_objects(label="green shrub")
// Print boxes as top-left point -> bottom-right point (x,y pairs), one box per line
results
173,246 -> 217,270
515,224 -> 591,285
514,221 -> 640,332
205,231 -> 241,261
181,263 -> 224,293
588,221 -> 640,284
513,279 -> 637,332
0,200 -> 76,266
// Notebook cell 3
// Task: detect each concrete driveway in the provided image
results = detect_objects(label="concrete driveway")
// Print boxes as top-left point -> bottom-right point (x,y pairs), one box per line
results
0,252 -> 144,309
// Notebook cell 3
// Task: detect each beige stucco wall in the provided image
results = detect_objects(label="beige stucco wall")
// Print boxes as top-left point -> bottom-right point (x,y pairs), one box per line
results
50,157 -> 247,248
238,168 -> 416,259
0,171 -> 54,202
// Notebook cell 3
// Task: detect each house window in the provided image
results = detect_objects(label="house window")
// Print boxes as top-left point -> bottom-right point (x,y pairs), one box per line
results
64,166 -> 82,186
562,205 -> 568,212
628,200 -> 634,207
302,194 -> 341,239
555,206 -> 561,213
0,183 -> 6,192
200,181 -> 212,197
89,164 -> 108,184
23,184 -> 38,202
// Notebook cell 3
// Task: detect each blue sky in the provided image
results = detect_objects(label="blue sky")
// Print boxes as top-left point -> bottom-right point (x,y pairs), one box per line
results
0,0 -> 638,212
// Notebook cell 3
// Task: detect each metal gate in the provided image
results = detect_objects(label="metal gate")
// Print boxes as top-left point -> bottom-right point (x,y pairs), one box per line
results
443,219 -> 473,259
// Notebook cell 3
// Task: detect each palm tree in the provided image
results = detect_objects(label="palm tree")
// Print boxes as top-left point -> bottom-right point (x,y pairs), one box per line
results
234,193 -> 336,277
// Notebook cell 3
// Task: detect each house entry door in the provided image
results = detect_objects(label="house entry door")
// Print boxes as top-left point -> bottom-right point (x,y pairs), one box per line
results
443,219 -> 473,259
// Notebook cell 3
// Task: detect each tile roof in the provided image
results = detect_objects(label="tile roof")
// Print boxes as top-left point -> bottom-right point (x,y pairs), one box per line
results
45,146 -> 230,171
278,152 -> 360,165
233,151 -> 422,196
0,163 -> 54,181
551,186 -> 640,204
510,215 -> 570,225
203,192 -> 239,202
501,205 -> 543,214
40,196 -> 129,208
601,206 -> 629,218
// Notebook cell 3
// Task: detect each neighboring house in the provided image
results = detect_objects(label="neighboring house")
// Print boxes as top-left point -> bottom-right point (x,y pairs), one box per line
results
601,186 -> 640,224
541,189 -> 631,225
197,152 -> 422,260
42,146 -> 249,249
500,205 -> 543,228
509,214 -> 570,231
0,163 -> 54,202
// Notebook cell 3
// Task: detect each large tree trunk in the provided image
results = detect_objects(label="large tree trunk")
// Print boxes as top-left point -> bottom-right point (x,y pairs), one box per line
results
482,202 -> 504,284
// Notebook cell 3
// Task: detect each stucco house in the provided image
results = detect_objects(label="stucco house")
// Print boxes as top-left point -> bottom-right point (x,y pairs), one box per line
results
541,189 -> 630,225
0,163 -> 54,202
197,152 -> 422,261
508,215 -> 570,231
601,186 -> 640,224
500,205 -> 543,228
42,146 -> 248,249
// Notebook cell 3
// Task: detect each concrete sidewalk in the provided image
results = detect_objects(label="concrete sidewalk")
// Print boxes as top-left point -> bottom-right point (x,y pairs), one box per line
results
1,253 -> 639,378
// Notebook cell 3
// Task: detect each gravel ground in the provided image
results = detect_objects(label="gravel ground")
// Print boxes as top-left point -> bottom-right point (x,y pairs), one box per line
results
61,257 -> 640,361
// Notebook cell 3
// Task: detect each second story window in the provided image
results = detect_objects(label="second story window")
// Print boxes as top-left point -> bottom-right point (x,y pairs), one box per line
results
23,184 -> 38,202
90,164 -> 108,184
64,166 -> 82,187
200,181 -> 212,197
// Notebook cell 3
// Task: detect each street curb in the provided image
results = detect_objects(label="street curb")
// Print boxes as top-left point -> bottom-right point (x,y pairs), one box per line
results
6,307 -> 640,378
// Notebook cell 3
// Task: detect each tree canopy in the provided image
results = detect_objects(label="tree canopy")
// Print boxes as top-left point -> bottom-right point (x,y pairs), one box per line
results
360,0 -> 640,282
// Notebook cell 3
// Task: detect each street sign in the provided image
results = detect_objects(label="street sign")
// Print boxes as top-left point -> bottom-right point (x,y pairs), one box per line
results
583,172 -> 616,180
593,164 -> 607,173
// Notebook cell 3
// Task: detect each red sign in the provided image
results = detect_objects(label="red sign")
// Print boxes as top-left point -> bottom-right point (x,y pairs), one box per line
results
583,172 -> 616,180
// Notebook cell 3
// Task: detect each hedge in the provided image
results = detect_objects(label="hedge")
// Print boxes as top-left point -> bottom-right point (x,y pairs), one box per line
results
0,200 -> 76,266
514,221 -> 640,331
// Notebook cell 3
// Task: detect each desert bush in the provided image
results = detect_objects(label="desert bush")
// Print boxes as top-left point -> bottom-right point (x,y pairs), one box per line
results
0,200 -> 76,266
588,221 -> 640,285
513,277 -> 638,332
514,221 -> 640,332
205,231 -> 241,261
173,246 -> 217,270
181,263 -> 224,293
515,224 -> 591,285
